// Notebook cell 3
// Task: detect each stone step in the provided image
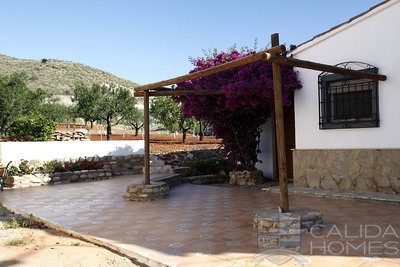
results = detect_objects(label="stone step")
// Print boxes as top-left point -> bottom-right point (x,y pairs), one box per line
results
172,166 -> 191,175
146,156 -> 173,174
150,160 -> 165,167
149,165 -> 172,174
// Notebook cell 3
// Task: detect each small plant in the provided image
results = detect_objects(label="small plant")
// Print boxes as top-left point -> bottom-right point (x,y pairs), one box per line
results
35,160 -> 59,174
2,217 -> 24,229
8,159 -> 105,176
62,161 -> 104,172
6,234 -> 32,246
8,160 -> 35,176
182,158 -> 229,177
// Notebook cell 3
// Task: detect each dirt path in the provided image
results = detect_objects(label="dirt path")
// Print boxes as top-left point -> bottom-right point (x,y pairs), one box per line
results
0,206 -> 139,267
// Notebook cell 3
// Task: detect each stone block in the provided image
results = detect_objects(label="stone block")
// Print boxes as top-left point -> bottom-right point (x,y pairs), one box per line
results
375,176 -> 391,188
320,175 -> 338,190
355,177 -> 377,192
88,173 -> 98,179
338,176 -> 355,191
128,187 -> 138,193
305,168 -> 321,188
4,176 -> 14,187
71,175 -> 79,182
294,175 -> 308,187
378,187 -> 396,194
142,188 -> 154,193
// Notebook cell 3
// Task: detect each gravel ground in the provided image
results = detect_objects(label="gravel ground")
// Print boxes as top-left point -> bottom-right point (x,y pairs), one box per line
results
0,205 -> 140,267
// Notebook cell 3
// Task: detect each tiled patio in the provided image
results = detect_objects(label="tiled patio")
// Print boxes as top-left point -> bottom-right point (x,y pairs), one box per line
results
0,175 -> 399,266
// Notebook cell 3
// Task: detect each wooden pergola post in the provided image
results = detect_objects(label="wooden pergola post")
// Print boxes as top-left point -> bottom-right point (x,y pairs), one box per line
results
144,90 -> 150,185
271,33 -> 289,212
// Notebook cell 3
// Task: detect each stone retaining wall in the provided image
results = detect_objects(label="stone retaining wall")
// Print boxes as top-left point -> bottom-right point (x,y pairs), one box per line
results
293,149 -> 400,194
124,182 -> 169,201
156,149 -> 223,166
4,154 -> 144,189
49,169 -> 112,184
5,169 -> 112,188
229,170 -> 264,186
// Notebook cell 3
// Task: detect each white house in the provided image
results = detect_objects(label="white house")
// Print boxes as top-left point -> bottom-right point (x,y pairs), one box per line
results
288,0 -> 400,193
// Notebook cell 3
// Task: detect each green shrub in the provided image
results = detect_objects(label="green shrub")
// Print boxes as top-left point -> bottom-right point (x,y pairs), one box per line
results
183,158 -> 229,177
9,159 -> 105,176
8,160 -> 34,176
6,114 -> 57,141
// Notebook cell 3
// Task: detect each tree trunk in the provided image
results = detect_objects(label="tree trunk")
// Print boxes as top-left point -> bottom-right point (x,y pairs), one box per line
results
199,121 -> 204,141
106,118 -> 112,140
182,129 -> 187,143
90,120 -> 93,129
133,123 -> 143,136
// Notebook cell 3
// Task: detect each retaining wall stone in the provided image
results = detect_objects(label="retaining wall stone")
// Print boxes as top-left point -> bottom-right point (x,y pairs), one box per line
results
293,149 -> 400,194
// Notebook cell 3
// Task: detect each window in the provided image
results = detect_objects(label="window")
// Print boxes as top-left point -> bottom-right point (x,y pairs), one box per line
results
318,62 -> 379,129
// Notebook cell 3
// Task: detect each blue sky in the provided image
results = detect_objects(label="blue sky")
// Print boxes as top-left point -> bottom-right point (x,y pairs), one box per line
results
1,0 -> 384,85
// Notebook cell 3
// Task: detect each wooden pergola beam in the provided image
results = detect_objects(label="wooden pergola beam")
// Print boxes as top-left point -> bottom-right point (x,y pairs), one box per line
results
264,53 -> 387,81
134,90 -> 225,97
134,45 -> 287,92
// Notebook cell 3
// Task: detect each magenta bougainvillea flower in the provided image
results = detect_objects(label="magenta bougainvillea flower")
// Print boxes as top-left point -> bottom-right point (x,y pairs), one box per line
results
173,49 -> 302,171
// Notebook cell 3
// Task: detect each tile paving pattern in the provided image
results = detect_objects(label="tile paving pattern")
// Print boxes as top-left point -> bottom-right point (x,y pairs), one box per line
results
0,175 -> 399,266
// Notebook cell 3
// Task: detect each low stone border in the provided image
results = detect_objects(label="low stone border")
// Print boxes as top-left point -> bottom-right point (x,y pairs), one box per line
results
5,169 -> 113,188
4,174 -> 52,188
49,169 -> 112,184
3,154 -> 144,189
229,170 -> 264,186
182,174 -> 225,185
253,206 -> 323,233
124,182 -> 169,201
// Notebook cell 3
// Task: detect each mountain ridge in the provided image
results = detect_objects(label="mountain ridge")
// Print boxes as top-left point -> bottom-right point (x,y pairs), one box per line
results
0,53 -> 140,96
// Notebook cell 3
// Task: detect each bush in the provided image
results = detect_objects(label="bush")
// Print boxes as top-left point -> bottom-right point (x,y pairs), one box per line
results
8,159 -> 105,176
183,158 -> 229,177
6,114 -> 57,141
8,160 -> 34,176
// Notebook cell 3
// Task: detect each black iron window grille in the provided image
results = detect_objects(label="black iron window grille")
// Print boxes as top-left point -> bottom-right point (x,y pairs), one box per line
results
318,62 -> 379,129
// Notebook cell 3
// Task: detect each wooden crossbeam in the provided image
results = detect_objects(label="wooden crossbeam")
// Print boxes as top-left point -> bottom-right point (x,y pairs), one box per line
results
134,90 -> 224,97
134,45 -> 287,92
264,53 -> 387,81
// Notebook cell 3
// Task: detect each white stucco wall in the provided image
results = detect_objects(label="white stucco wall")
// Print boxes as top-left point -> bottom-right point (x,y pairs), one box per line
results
292,0 -> 400,149
0,140 -> 144,163
256,118 -> 276,178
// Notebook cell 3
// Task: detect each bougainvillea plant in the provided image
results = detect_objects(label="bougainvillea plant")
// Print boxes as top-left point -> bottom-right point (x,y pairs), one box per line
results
173,49 -> 302,171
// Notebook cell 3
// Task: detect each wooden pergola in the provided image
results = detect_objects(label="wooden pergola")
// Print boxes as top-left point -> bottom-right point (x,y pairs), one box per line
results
134,33 -> 386,212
